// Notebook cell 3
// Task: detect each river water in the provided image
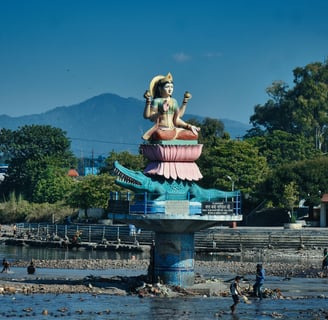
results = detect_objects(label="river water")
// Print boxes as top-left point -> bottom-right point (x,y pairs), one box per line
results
1,293 -> 327,320
0,244 -> 327,319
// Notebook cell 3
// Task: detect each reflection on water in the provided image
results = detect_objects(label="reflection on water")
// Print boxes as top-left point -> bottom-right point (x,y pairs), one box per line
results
0,243 -> 321,265
0,243 -> 148,261
196,251 -> 321,264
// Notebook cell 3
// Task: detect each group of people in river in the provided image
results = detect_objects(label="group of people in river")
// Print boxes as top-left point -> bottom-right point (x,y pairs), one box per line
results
1,258 -> 35,274
230,263 -> 265,314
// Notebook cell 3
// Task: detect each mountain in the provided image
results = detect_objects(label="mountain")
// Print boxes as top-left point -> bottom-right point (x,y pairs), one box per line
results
0,93 -> 251,157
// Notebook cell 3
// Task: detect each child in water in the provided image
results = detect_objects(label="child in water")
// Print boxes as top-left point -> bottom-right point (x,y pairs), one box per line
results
1,258 -> 10,273
230,276 -> 243,314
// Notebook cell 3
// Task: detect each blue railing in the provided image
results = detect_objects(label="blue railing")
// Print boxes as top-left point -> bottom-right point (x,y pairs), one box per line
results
109,191 -> 241,216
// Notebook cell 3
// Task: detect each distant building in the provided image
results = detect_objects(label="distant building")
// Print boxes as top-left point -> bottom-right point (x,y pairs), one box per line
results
84,167 -> 100,176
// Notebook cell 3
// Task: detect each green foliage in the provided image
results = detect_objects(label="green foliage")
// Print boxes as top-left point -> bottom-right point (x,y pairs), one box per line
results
197,117 -> 227,145
32,166 -> 75,203
247,130 -> 320,169
242,59 -> 328,219
0,192 -> 27,223
260,157 -> 328,207
0,193 -> 72,223
22,202 -> 73,223
247,61 -> 328,152
101,151 -> 146,174
0,125 -> 77,201
281,181 -> 299,212
198,139 -> 269,196
66,173 -> 121,211
249,80 -> 293,133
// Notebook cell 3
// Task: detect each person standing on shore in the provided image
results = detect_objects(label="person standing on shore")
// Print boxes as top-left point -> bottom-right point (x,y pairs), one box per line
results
253,263 -> 265,299
13,224 -> 17,237
230,276 -> 242,314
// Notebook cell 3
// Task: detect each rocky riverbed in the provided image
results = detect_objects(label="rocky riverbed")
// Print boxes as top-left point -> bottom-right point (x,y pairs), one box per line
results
0,248 -> 326,297
8,251 -> 324,278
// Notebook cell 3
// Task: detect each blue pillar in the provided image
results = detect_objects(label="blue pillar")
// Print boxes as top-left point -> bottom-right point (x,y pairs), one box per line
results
154,232 -> 195,286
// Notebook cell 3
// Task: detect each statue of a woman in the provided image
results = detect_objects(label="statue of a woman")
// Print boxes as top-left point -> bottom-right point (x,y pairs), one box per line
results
143,72 -> 200,141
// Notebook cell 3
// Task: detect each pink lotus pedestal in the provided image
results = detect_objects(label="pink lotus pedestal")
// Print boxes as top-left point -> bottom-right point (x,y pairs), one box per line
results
140,144 -> 203,181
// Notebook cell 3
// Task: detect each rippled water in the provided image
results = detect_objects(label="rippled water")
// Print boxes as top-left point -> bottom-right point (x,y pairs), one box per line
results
1,292 -> 327,319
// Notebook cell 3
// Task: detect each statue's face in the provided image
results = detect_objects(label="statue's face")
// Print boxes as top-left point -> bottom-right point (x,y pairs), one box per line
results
161,82 -> 174,97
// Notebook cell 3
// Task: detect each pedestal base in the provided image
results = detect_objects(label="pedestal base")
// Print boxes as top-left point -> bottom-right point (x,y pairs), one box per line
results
154,232 -> 195,286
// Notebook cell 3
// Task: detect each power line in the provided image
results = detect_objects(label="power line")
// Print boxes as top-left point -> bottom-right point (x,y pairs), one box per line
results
69,137 -> 140,147
69,137 -> 141,157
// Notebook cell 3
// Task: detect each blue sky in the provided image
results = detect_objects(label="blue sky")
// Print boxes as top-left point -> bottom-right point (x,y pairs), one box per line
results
1,0 -> 327,124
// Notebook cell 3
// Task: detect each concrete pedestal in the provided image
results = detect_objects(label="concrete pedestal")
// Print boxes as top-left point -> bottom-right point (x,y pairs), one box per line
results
154,232 -> 195,286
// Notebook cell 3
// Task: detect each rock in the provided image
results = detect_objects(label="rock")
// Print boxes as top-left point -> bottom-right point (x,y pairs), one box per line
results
4,286 -> 17,294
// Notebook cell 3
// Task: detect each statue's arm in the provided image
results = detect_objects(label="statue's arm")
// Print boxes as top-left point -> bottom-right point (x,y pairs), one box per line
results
178,91 -> 192,117
143,90 -> 159,122
174,93 -> 200,135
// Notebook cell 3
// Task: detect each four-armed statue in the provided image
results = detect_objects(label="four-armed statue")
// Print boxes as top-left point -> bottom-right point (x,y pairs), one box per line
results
110,72 -> 242,287
140,72 -> 203,182
142,72 -> 199,141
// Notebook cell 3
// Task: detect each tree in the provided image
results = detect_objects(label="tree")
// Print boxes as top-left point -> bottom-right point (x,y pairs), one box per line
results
101,151 -> 146,174
291,62 -> 328,151
32,166 -> 74,203
66,174 -> 122,218
281,182 -> 299,217
248,60 -> 328,151
197,139 -> 269,212
246,130 -> 320,169
0,125 -> 76,201
249,80 -> 294,133
259,157 -> 328,210
197,117 -> 227,146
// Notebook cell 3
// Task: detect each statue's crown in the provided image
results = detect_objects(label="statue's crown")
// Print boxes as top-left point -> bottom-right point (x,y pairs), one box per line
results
159,72 -> 173,84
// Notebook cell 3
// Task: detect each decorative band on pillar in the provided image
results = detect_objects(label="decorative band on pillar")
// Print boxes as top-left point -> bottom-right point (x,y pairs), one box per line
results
154,232 -> 195,287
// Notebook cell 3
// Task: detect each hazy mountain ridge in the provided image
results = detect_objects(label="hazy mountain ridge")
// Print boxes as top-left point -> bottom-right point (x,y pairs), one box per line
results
0,93 -> 251,156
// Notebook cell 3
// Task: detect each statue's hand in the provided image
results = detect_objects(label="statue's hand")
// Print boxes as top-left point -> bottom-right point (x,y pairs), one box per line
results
144,90 -> 151,102
190,125 -> 200,135
184,91 -> 192,100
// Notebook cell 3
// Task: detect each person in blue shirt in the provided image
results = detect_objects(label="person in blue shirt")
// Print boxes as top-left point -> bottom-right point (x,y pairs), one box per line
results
253,263 -> 265,299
